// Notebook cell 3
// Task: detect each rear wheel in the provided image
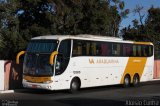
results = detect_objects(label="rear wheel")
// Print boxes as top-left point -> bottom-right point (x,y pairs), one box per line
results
123,75 -> 131,88
70,78 -> 80,93
133,74 -> 140,87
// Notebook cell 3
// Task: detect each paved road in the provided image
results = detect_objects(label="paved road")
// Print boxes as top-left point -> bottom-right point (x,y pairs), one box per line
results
0,80 -> 160,106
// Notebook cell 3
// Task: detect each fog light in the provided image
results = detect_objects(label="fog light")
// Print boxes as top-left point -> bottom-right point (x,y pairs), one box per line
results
47,86 -> 51,89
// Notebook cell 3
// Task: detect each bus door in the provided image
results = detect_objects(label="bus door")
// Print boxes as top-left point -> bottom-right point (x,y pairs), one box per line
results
54,39 -> 71,85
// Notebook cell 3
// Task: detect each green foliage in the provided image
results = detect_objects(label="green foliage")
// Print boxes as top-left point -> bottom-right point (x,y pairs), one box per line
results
121,7 -> 160,58
0,0 -> 126,60
0,1 -> 21,59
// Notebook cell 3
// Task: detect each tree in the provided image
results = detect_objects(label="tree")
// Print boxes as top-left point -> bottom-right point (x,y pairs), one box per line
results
17,0 -> 127,36
0,0 -> 127,59
109,0 -> 129,37
0,0 -> 23,59
145,7 -> 160,51
133,5 -> 145,27
121,6 -> 160,58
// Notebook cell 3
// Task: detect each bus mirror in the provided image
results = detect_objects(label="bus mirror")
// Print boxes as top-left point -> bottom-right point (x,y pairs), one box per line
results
16,51 -> 26,64
50,51 -> 58,65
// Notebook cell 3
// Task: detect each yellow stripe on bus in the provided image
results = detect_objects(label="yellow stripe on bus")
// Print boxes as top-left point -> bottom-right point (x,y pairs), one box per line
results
24,75 -> 52,83
120,57 -> 147,84
133,42 -> 152,45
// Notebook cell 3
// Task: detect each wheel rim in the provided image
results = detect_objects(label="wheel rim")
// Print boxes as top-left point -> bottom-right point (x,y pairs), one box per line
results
134,76 -> 139,85
124,77 -> 129,85
71,81 -> 78,91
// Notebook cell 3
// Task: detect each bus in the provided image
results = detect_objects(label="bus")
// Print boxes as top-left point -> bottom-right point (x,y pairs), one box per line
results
16,34 -> 154,93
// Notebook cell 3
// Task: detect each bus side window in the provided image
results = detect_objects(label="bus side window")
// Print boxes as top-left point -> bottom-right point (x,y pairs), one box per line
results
123,44 -> 128,56
59,40 -> 71,58
101,43 -> 110,56
96,42 -> 101,56
56,39 -> 71,75
123,44 -> 132,56
82,41 -> 87,56
149,46 -> 153,56
142,45 -> 153,57
137,45 -> 142,56
142,45 -> 148,57
72,40 -> 82,56
112,43 -> 121,56
133,45 -> 136,57
86,41 -> 91,56
91,42 -> 96,56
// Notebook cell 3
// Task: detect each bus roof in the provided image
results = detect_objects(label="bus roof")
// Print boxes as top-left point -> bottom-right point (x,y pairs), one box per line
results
32,34 -> 153,45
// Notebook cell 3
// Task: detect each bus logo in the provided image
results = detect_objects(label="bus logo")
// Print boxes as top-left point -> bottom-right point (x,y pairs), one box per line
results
89,59 -> 95,64
89,58 -> 119,64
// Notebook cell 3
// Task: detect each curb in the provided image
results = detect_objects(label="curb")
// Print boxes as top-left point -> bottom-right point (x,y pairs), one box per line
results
141,78 -> 160,85
150,78 -> 160,81
0,90 -> 14,94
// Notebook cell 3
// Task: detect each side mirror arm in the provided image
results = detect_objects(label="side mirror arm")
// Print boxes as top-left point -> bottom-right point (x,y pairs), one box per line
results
16,51 -> 26,64
50,51 -> 58,65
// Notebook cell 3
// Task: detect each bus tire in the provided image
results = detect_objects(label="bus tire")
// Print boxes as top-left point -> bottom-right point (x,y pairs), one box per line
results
70,78 -> 80,93
123,74 -> 131,88
133,74 -> 140,87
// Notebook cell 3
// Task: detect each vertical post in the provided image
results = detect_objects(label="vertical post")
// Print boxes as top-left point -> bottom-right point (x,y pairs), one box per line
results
0,60 -> 4,91
158,60 -> 160,78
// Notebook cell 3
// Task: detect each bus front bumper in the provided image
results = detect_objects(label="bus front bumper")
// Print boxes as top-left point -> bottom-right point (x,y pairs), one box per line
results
22,79 -> 54,90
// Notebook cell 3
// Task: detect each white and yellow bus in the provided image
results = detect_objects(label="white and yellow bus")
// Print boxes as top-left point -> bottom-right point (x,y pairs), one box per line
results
16,35 -> 154,92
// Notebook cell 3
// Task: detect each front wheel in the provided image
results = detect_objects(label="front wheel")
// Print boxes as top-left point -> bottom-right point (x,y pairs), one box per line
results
70,79 -> 80,93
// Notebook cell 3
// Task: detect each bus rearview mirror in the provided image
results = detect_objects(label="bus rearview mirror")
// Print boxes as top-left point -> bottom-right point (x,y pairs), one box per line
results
50,51 -> 58,65
16,51 -> 26,64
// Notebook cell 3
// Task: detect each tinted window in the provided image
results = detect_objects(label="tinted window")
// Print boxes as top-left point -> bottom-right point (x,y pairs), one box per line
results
27,40 -> 58,53
137,45 -> 142,56
55,39 -> 71,75
72,40 -> 82,56
142,45 -> 149,56
72,40 -> 153,57
123,44 -> 133,56
72,40 -> 112,56
133,45 -> 137,57
112,43 -> 121,56
59,39 -> 71,58
100,42 -> 111,56
149,46 -> 153,56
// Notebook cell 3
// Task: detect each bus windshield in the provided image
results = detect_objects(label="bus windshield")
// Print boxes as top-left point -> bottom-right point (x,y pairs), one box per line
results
23,40 -> 58,76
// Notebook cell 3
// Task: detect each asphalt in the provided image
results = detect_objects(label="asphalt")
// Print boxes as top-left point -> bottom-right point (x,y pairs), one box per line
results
0,80 -> 160,106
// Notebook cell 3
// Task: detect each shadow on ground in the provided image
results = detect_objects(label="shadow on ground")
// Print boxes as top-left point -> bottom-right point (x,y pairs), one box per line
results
17,96 -> 160,106
18,98 -> 125,106
14,80 -> 160,95
14,84 -> 123,95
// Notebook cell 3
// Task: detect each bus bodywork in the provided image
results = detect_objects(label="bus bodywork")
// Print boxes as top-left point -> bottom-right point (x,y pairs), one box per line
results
16,35 -> 154,91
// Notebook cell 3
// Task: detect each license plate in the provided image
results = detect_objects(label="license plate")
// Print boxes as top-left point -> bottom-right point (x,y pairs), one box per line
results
32,85 -> 37,88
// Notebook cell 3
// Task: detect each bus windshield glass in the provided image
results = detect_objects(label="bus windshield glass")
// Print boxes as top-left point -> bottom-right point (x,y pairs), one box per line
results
23,40 -> 58,76
27,40 -> 58,53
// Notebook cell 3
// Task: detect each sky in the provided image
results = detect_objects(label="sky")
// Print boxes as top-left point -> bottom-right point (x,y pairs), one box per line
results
1,0 -> 160,30
120,0 -> 160,29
